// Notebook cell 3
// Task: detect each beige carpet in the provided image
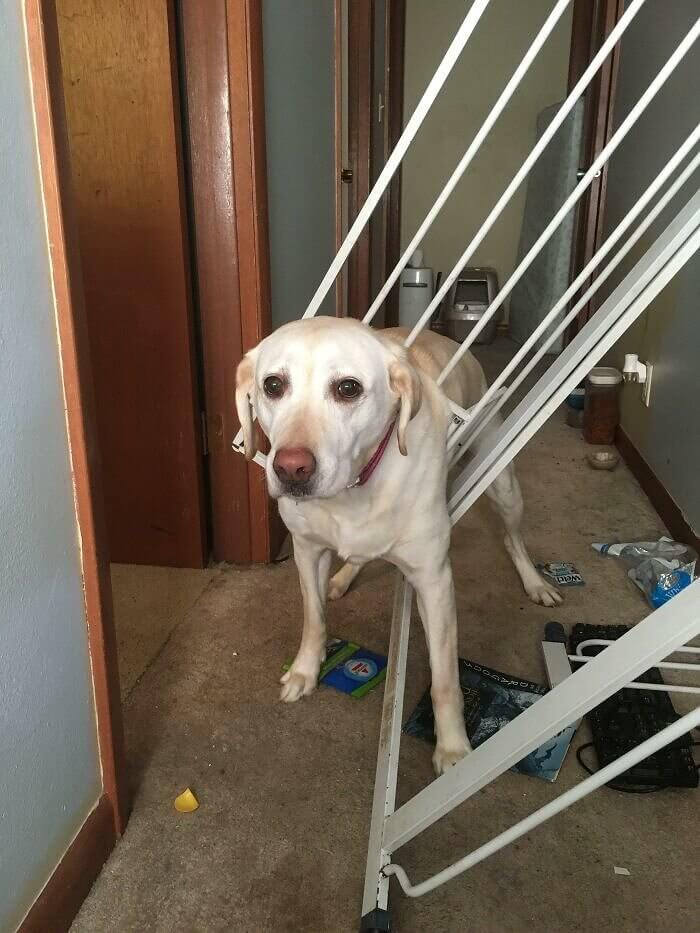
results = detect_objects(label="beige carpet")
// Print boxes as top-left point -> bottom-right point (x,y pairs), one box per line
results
74,340 -> 697,932
111,564 -> 220,697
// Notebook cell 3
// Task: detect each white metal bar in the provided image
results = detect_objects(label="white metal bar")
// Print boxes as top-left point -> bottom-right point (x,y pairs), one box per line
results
301,0 -> 492,320
576,638 -> 700,655
570,678 -> 700,696
362,0 -> 573,325
446,389 -> 507,454
447,188 -> 700,526
383,705 -> 700,898
402,0 -> 649,348
436,15 -> 700,383
447,130 -> 700,460
382,579 -> 700,854
541,640 -> 583,732
570,654 -> 700,673
448,213 -> 700,525
361,573 -> 413,916
231,436 -> 268,470
569,651 -> 700,693
236,149 -> 700,468
449,222 -> 700,524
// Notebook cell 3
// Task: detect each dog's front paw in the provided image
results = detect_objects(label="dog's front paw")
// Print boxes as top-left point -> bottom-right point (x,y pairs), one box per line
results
279,667 -> 318,703
526,578 -> 563,607
433,737 -> 472,776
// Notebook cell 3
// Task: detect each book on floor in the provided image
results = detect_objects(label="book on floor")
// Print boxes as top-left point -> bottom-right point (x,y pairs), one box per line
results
403,657 -> 576,782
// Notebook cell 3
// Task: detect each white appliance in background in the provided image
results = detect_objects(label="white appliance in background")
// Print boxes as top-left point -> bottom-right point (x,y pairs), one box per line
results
443,266 -> 500,345
398,249 -> 434,328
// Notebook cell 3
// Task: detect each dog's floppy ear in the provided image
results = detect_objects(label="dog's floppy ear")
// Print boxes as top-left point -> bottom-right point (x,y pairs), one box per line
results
389,355 -> 422,456
235,349 -> 259,460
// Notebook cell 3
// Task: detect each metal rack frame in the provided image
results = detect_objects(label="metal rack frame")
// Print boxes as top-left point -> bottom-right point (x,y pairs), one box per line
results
230,2 -> 700,928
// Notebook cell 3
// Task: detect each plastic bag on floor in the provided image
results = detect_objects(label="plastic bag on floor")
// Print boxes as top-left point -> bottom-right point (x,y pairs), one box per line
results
592,536 -> 697,608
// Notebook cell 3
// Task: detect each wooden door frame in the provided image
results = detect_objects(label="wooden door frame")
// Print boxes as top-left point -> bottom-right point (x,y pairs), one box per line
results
346,0 -> 373,319
567,0 -> 624,338
179,0 -> 285,564
57,0 -> 208,569
340,0 -> 405,324
21,1 -> 129,927
384,0 -> 406,328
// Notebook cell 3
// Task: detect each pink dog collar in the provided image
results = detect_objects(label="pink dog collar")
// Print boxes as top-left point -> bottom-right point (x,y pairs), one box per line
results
348,420 -> 396,489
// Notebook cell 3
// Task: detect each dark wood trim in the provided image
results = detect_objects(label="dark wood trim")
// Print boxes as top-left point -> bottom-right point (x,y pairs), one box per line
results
25,0 -> 129,833
334,0 -> 344,316
567,0 -> 624,341
347,0 -> 373,319
616,427 -> 700,554
19,796 -> 115,933
165,0 -> 210,568
384,0 -> 405,328
180,0 -> 285,562
226,0 -> 286,561
567,0 -> 596,90
179,0 -> 253,563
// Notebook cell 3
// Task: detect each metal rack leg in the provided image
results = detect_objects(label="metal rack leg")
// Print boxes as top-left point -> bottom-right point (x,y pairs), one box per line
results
383,705 -> 700,898
382,579 -> 700,854
360,573 -> 413,932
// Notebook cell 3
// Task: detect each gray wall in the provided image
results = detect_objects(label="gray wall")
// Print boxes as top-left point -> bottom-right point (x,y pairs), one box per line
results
0,4 -> 102,928
402,0 -> 572,310
602,0 -> 700,533
262,0 -> 336,326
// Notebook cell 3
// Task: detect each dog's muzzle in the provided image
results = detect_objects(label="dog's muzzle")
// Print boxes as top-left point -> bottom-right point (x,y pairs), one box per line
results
272,447 -> 317,498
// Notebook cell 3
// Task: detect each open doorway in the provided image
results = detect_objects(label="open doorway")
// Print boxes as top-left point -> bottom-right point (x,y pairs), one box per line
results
25,2 -> 699,929
50,0 -> 624,707
259,0 -> 405,328
54,0 -> 281,574
47,3 -> 290,737
257,0 -> 622,350
397,0 -> 622,353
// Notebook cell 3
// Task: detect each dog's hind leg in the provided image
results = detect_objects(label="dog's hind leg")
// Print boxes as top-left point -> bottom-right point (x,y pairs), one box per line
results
328,560 -> 366,600
484,463 -> 562,607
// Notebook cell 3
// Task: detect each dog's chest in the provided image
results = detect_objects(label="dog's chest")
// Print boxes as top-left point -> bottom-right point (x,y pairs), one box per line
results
279,495 -> 395,562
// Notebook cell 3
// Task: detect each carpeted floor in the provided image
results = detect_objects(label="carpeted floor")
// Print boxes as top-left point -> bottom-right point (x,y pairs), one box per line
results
72,340 -> 697,932
111,563 -> 220,697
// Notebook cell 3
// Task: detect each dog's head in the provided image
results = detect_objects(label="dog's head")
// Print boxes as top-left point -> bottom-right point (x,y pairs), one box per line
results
235,318 -> 421,499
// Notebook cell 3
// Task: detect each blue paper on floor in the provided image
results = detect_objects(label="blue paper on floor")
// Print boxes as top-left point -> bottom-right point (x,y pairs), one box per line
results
283,637 -> 388,698
403,657 -> 576,782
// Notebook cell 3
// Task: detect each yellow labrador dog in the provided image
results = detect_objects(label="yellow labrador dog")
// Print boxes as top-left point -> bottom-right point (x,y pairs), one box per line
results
236,317 -> 560,774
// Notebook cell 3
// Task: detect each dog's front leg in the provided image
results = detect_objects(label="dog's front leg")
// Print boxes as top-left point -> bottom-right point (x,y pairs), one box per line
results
280,536 -> 332,703
412,559 -> 471,775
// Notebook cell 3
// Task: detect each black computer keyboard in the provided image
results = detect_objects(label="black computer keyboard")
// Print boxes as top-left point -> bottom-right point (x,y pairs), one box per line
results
569,623 -> 698,789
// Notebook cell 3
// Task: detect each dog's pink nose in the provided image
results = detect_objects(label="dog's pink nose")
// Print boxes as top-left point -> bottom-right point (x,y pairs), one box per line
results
273,447 -> 316,485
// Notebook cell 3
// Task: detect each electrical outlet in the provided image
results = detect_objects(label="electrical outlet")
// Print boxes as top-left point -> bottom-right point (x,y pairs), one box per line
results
642,362 -> 653,406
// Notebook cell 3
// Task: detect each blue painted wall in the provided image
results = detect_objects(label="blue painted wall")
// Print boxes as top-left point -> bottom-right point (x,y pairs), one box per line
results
0,4 -> 102,928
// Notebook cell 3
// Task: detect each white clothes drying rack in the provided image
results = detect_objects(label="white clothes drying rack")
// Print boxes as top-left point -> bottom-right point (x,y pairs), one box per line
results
231,2 -> 700,929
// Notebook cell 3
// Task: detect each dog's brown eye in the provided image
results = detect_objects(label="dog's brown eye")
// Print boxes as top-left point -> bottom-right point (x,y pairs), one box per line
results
336,378 -> 362,400
263,375 -> 285,398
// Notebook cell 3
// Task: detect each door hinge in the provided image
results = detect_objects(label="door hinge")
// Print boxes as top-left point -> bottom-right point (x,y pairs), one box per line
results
200,411 -> 208,457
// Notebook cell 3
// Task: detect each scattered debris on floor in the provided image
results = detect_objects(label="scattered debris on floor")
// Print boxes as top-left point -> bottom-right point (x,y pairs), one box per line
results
283,637 -> 388,698
537,561 -> 585,587
404,657 -> 576,783
593,536 -> 697,606
174,788 -> 199,813
586,450 -> 620,470
570,624 -> 699,792
613,866 -> 631,876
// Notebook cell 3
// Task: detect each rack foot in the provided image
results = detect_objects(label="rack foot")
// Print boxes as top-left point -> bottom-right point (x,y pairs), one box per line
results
360,907 -> 391,932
